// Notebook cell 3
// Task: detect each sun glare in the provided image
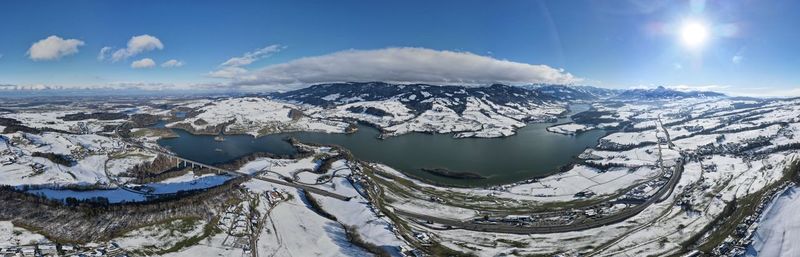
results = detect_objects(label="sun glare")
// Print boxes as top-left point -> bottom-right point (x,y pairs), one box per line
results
680,21 -> 709,49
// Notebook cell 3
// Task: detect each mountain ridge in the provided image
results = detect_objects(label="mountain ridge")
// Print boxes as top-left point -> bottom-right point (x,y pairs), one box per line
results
271,82 -> 726,107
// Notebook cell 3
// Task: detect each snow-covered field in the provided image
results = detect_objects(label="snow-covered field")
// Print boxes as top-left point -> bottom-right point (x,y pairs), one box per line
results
162,146 -> 409,256
0,221 -> 49,247
2,95 -> 800,256
0,131 -> 156,186
2,110 -> 127,134
547,123 -> 589,135
746,186 -> 800,257
167,97 -> 349,136
367,97 -> 800,256
161,95 -> 566,138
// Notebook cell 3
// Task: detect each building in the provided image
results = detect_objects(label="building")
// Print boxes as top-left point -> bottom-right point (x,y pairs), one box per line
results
39,244 -> 58,256
20,246 -> 36,257
60,244 -> 77,254
0,247 -> 20,257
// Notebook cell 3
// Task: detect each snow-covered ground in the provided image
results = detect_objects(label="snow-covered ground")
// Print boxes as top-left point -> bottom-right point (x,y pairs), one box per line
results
382,97 -> 560,138
156,145 -> 409,256
162,95 -> 566,138
369,97 -> 800,256
115,218 -> 207,253
746,186 -> 800,257
0,131 -> 155,186
547,123 -> 590,135
313,100 -> 416,128
0,221 -> 49,247
2,110 -> 127,134
167,97 -> 349,136
2,96 -> 800,256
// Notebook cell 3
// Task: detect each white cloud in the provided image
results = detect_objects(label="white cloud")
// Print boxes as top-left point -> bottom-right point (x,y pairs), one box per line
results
214,47 -> 580,89
0,81 -> 226,91
131,58 -> 156,69
723,86 -> 800,98
0,84 -> 55,90
668,84 -> 730,92
664,84 -> 800,98
27,35 -> 85,61
732,55 -> 743,64
208,44 -> 283,79
105,35 -> 163,62
97,46 -> 112,61
220,44 -> 284,67
161,59 -> 184,68
209,66 -> 248,79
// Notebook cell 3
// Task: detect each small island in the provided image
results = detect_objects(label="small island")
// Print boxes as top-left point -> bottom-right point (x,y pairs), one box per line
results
420,167 -> 486,179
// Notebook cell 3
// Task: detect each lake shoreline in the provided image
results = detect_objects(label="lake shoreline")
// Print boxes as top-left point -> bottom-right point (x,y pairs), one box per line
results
154,104 -> 604,187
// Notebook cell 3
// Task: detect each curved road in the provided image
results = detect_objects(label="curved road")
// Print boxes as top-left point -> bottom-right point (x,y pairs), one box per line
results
112,123 -> 352,201
396,122 -> 684,234
397,159 -> 682,234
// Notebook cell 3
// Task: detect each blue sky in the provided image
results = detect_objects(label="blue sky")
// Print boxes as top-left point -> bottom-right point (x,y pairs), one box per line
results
0,0 -> 798,95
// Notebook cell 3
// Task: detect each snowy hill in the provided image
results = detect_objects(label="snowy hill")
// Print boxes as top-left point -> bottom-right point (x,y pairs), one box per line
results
614,86 -> 725,100
262,82 -> 729,138
522,84 -> 620,101
272,82 -> 559,113
271,82 -> 568,138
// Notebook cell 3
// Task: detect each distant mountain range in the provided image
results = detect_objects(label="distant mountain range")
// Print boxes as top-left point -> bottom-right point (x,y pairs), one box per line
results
272,82 -> 725,110
613,86 -> 725,100
265,82 -> 726,138
272,82 -> 558,115
520,84 -> 620,101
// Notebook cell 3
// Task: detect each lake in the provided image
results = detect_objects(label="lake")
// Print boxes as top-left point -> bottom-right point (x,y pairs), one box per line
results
26,174 -> 231,203
158,104 -> 605,186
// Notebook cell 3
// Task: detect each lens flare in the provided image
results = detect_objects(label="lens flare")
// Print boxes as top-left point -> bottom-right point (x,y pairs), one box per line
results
680,21 -> 709,49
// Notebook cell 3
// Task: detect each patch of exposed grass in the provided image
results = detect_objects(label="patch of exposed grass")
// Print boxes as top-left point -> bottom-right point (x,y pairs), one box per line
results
496,238 -> 529,248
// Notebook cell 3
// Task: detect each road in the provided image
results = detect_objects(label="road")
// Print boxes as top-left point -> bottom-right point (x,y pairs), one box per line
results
113,132 -> 353,201
397,160 -> 682,234
149,145 -> 352,201
396,120 -> 684,234
113,122 -> 679,234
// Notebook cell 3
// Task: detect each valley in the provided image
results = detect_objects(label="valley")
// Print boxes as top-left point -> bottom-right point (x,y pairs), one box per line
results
1,83 -> 799,257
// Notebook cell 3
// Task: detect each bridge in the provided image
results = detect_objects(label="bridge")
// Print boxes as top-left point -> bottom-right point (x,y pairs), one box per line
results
123,141 -> 352,201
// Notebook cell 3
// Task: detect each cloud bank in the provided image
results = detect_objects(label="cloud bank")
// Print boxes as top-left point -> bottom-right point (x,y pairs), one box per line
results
27,35 -> 85,61
99,35 -> 163,62
668,84 -> 730,92
131,58 -> 156,69
0,82 -> 226,92
217,47 -> 580,88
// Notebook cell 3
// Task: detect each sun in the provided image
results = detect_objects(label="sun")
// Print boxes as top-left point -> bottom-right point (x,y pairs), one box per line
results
680,21 -> 709,49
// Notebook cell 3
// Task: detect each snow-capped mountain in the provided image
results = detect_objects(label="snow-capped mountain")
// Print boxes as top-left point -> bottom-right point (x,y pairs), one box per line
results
265,82 -> 728,138
272,82 -> 559,113
157,82 -> 730,139
614,86 -> 725,100
270,82 -> 570,138
521,84 -> 620,101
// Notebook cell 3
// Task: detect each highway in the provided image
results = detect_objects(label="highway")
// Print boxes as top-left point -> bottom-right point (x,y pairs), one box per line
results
397,159 -> 682,234
115,134 -> 353,201
396,121 -> 684,234
113,122 -> 680,234
148,145 -> 352,201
